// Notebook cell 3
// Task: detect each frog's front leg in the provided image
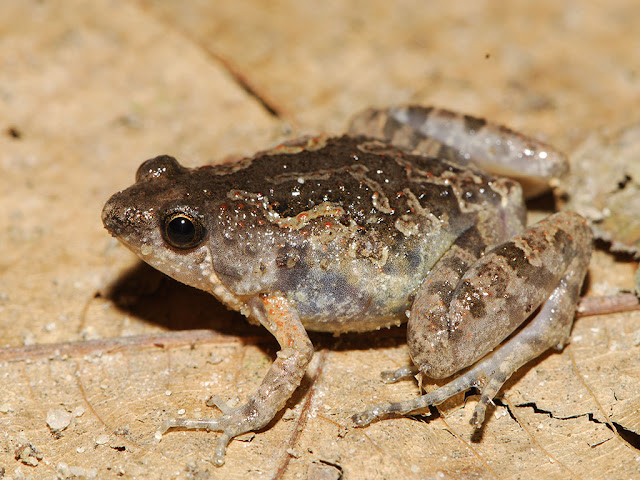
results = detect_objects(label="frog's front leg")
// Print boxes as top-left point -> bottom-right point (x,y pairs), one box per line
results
353,211 -> 592,428
162,293 -> 313,466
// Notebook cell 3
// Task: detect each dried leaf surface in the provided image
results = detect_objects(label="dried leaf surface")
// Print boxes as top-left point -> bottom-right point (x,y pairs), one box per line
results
2,1 -> 640,479
564,123 -> 640,256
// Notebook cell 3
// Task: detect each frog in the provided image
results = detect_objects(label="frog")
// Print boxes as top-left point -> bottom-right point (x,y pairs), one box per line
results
102,105 -> 593,466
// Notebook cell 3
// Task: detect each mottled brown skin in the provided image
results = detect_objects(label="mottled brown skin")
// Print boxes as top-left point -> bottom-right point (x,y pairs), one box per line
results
102,106 -> 592,466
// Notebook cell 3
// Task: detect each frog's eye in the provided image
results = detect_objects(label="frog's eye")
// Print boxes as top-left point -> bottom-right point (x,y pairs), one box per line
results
162,212 -> 205,249
136,155 -> 183,183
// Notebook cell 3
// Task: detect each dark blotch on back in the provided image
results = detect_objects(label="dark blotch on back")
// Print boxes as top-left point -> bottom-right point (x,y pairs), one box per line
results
463,114 -> 487,134
217,136 -> 460,235
403,105 -> 435,129
552,228 -> 573,257
451,225 -> 487,258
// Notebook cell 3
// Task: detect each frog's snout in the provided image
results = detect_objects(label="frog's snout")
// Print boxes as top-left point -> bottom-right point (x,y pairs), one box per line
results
102,190 -> 141,239
101,193 -> 124,237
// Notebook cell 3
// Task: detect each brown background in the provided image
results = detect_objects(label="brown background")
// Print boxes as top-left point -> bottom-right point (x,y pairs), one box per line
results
1,1 -> 640,478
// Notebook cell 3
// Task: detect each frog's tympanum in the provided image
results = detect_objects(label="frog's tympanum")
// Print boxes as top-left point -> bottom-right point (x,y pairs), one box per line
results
102,106 -> 592,466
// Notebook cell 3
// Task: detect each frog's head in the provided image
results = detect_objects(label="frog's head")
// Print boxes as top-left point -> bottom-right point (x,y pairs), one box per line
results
102,155 -> 219,292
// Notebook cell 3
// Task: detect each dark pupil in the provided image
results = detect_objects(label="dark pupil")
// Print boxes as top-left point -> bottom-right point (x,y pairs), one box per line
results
167,216 -> 195,246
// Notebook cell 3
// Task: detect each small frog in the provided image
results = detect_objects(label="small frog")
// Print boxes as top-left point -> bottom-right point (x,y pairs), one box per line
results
102,106 -> 592,466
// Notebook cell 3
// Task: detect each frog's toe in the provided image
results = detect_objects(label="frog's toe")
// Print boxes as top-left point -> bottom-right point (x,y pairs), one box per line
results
352,402 -> 394,427
205,394 -> 235,414
380,365 -> 418,384
161,415 -> 226,434
469,372 -> 509,427
352,373 -> 495,428
213,431 -> 233,466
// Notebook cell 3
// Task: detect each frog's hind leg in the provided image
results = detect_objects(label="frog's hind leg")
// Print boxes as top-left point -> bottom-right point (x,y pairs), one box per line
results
349,105 -> 568,198
353,211 -> 592,428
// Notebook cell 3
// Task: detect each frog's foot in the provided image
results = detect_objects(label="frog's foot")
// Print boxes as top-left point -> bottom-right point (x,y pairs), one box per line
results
353,332 -> 535,428
161,396 -> 265,467
352,363 -> 477,427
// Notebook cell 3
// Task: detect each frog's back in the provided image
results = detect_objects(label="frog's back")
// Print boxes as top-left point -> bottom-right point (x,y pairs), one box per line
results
207,135 -> 526,332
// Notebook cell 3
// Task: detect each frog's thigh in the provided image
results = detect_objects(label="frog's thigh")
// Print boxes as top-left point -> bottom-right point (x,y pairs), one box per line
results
409,211 -> 592,379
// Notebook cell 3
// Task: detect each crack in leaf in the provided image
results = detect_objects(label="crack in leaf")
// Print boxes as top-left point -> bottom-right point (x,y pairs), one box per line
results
497,399 -> 640,451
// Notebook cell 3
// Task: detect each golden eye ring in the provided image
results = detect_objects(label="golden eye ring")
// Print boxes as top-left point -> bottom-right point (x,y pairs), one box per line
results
162,212 -> 205,249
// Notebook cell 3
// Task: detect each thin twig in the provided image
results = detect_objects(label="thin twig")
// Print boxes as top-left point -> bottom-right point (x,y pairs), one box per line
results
0,330 -> 249,363
576,293 -> 640,317
272,350 -> 328,480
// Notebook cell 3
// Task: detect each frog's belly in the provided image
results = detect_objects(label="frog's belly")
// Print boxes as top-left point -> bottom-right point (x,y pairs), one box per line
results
280,230 -> 460,333
286,267 -> 422,334
300,311 -> 407,333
